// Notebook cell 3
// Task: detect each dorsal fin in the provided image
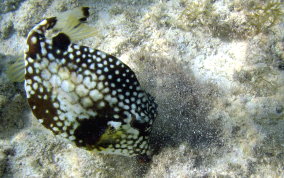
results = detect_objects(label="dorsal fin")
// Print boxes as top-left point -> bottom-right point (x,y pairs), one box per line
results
6,57 -> 25,82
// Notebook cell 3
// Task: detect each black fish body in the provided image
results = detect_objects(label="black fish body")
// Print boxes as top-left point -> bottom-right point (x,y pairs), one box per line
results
23,7 -> 157,157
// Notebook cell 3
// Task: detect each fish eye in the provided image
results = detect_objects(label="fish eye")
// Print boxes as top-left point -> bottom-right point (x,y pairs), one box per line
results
79,17 -> 87,22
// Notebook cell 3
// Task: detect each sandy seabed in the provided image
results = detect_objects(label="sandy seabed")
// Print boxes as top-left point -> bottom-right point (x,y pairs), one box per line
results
0,0 -> 283,177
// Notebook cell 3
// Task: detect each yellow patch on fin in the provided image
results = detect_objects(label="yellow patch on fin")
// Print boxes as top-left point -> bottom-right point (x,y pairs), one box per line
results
96,127 -> 124,146
54,7 -> 98,41
6,57 -> 25,82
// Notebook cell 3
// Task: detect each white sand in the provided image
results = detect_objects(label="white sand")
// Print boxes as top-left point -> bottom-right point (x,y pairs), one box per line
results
0,0 -> 283,177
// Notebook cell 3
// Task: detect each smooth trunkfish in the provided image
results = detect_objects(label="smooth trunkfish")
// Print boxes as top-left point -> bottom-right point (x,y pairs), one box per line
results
9,7 -> 158,158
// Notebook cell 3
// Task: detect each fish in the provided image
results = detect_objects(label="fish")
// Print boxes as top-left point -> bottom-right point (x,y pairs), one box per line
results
8,7 -> 157,157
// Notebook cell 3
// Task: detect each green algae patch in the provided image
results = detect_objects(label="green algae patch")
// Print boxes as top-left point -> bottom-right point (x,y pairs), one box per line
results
178,0 -> 216,29
174,0 -> 283,39
246,0 -> 284,35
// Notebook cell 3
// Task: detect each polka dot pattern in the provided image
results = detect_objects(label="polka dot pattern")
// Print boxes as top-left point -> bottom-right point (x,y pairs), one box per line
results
24,16 -> 158,157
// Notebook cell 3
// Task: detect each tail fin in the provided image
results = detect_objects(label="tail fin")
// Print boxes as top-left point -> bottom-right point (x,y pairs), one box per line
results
54,7 -> 98,41
27,7 -> 97,42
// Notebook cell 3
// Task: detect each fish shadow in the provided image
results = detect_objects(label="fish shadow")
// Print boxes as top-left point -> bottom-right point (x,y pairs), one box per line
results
137,56 -> 224,160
